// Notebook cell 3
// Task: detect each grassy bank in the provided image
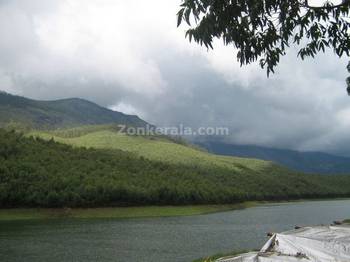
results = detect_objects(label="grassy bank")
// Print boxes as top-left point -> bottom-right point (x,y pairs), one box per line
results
2,199 -> 348,221
0,203 -> 256,221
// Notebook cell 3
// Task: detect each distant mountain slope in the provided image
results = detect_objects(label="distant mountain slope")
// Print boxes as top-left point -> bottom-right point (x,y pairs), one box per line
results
196,141 -> 350,175
0,91 -> 148,128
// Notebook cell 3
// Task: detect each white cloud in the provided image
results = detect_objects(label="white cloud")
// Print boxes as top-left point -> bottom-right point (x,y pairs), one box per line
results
111,102 -> 142,117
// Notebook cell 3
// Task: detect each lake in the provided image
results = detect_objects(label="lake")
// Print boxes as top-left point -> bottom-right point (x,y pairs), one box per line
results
1,200 -> 350,262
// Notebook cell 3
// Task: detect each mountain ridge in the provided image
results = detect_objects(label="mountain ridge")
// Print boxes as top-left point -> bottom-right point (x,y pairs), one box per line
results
196,140 -> 350,174
0,91 -> 148,129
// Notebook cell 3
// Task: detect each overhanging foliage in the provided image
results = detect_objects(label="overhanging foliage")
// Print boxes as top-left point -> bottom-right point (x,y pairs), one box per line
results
178,0 -> 350,76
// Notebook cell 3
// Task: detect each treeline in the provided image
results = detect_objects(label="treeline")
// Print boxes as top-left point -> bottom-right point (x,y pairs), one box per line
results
1,129 -> 350,208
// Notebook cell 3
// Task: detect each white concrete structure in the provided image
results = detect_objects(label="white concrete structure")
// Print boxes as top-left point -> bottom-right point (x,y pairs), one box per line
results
218,225 -> 350,262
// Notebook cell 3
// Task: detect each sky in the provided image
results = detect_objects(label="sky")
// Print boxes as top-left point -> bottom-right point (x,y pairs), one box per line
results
0,0 -> 350,155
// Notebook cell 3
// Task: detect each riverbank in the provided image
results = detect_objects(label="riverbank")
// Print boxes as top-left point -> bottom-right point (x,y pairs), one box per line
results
195,218 -> 350,262
193,206 -> 350,262
1,198 -> 349,221
0,203 -> 258,221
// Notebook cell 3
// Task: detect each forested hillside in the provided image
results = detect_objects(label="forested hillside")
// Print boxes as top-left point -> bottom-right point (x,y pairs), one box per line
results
1,129 -> 350,208
28,125 -> 271,172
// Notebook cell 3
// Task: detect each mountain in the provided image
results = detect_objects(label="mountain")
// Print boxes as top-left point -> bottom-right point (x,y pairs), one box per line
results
0,91 -> 148,128
2,91 -> 350,176
1,91 -> 350,207
196,141 -> 350,174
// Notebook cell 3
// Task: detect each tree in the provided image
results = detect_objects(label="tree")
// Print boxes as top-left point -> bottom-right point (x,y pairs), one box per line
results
177,0 -> 350,77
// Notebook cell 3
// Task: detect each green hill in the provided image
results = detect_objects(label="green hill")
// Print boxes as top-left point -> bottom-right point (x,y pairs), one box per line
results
0,91 -> 147,129
2,128 -> 350,207
28,125 -> 271,172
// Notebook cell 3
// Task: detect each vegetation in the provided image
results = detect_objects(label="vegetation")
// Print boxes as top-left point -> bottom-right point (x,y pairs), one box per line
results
28,126 -> 273,172
0,205 -> 243,221
177,0 -> 350,78
2,129 -> 350,208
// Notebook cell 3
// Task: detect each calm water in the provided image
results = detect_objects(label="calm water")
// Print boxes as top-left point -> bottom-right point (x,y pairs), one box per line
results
0,200 -> 350,262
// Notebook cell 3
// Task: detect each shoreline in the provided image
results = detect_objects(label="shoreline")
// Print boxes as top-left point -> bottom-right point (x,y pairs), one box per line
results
0,203 -> 257,221
0,198 -> 349,221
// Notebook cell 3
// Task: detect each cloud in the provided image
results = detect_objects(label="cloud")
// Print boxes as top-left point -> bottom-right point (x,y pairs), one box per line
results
0,0 -> 349,155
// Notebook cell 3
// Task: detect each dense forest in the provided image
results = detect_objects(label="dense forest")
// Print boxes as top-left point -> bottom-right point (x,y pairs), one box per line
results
1,129 -> 350,208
